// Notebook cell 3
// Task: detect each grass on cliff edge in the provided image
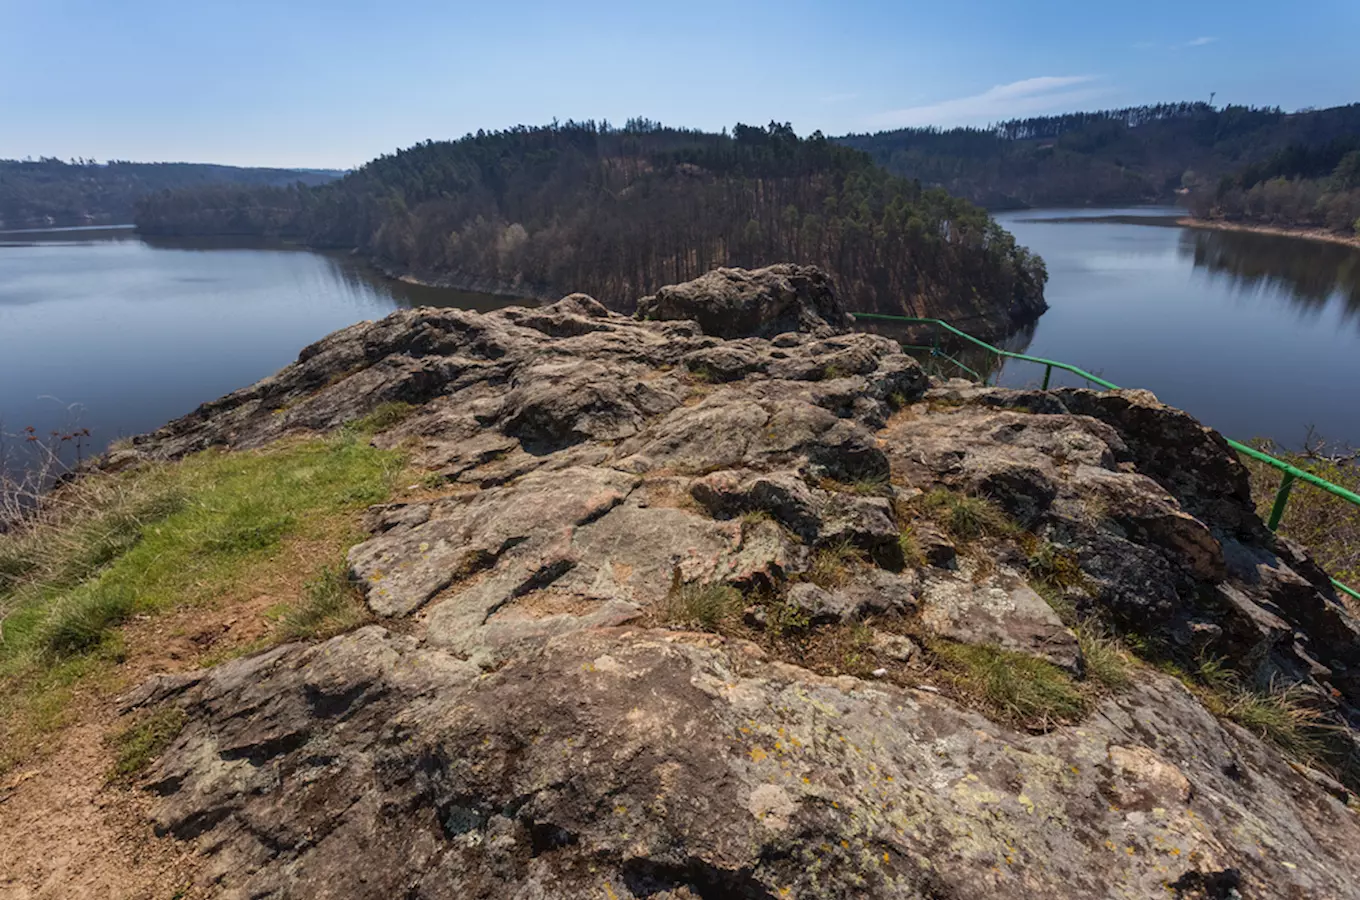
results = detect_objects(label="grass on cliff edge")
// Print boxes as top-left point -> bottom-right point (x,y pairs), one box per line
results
1240,440 -> 1360,604
0,432 -> 402,774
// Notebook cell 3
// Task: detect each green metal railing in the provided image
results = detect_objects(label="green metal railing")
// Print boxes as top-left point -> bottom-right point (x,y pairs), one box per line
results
854,313 -> 1360,602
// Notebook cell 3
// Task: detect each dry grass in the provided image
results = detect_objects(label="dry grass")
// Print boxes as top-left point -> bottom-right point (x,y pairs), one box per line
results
792,622 -> 879,678
1241,439 -> 1359,602
816,473 -> 892,497
635,478 -> 703,514
897,524 -> 926,569
1187,657 -> 1331,763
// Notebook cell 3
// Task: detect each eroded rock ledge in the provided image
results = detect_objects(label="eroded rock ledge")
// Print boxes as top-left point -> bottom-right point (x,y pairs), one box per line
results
118,264 -> 1360,898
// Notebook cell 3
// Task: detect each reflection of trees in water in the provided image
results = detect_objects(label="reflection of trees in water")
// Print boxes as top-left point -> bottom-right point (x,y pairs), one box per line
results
1179,229 -> 1360,322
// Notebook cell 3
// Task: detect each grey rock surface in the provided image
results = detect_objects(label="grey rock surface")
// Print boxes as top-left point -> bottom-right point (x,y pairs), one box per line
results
636,264 -> 854,339
115,266 -> 1360,899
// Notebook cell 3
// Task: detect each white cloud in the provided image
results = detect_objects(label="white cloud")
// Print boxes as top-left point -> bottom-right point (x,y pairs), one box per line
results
1185,36 -> 1218,47
867,76 -> 1107,130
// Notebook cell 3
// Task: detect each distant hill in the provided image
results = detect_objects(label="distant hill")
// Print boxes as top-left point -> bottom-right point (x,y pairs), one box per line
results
0,159 -> 345,230
133,120 -> 1048,336
840,102 -> 1360,209
1187,136 -> 1360,236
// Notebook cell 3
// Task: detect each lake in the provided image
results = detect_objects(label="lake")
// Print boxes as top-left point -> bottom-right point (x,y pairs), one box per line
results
0,228 -> 516,472
989,208 -> 1360,447
2,213 -> 1358,475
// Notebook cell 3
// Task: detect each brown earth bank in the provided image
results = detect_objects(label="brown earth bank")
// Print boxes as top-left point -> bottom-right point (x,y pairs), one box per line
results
5,263 -> 1360,899
1178,217 -> 1360,250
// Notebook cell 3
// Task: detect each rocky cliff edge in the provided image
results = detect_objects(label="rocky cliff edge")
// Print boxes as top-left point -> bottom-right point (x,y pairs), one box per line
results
115,263 -> 1360,899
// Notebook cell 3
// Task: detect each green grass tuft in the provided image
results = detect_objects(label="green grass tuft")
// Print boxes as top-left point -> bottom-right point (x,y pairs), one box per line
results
921,488 -> 1017,541
1074,622 -> 1134,692
352,401 -> 418,435
278,566 -> 371,642
1188,658 -> 1328,761
932,640 -> 1087,728
1025,539 -> 1085,590
36,582 -> 138,659
897,525 -> 926,569
805,541 -> 868,589
662,580 -> 743,632
763,594 -> 813,638
850,474 -> 892,496
109,706 -> 187,780
1030,579 -> 1076,625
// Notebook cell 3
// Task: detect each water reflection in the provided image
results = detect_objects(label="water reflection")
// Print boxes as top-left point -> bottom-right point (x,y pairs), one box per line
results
1180,228 -> 1360,323
135,233 -> 520,313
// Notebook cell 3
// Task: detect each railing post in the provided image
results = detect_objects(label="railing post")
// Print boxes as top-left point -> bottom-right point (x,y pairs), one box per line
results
1267,473 -> 1296,531
1041,364 -> 1053,390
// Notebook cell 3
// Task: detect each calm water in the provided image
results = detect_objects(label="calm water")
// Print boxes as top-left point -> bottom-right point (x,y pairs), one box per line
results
0,228 -> 513,468
2,214 -> 1359,471
990,208 -> 1360,447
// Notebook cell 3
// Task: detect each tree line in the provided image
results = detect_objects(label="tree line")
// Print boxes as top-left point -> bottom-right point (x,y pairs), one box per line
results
839,102 -> 1360,209
1187,138 -> 1360,235
0,159 -> 342,230
134,121 -> 1049,329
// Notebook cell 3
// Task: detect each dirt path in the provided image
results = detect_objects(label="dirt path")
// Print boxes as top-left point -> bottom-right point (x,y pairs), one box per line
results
0,716 -> 200,899
1178,216 -> 1360,250
0,586 -> 290,898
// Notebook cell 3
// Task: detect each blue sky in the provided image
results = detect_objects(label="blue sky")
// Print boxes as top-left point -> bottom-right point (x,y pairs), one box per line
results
1,0 -> 1355,168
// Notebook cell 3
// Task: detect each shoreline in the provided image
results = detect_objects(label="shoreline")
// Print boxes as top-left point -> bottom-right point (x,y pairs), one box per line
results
374,260 -> 550,304
1177,217 -> 1360,250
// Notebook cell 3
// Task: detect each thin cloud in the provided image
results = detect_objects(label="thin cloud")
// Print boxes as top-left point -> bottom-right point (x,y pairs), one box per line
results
1134,36 -> 1219,50
867,76 -> 1106,130
819,92 -> 859,104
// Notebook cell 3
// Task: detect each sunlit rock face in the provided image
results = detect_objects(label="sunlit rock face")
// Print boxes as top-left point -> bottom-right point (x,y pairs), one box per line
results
120,266 -> 1360,899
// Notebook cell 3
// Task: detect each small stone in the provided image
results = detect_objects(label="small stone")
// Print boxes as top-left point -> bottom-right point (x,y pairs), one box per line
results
912,522 -> 957,568
871,668 -> 888,678
871,631 -> 918,663
785,582 -> 847,626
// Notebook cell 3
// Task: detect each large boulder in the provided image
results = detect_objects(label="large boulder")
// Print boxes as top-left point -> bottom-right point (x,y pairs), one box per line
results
635,264 -> 854,339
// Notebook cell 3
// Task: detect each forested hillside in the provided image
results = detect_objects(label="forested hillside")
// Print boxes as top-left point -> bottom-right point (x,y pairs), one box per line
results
1187,136 -> 1360,235
841,102 -> 1360,209
0,159 -> 343,229
134,121 -> 1048,332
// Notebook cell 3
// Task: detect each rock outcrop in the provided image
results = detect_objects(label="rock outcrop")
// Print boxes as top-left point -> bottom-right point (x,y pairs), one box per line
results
117,265 -> 1360,899
636,265 -> 855,339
